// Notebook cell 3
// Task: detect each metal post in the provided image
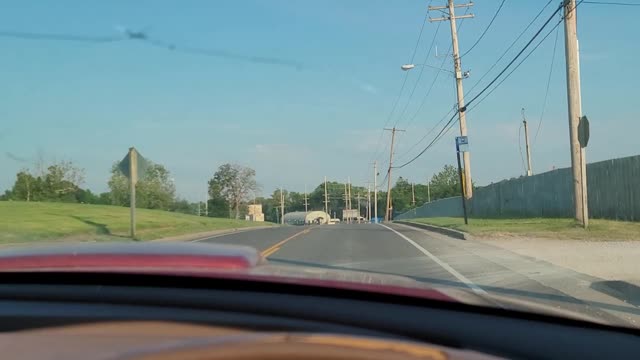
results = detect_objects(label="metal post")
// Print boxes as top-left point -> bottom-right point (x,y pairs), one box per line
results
456,148 -> 469,225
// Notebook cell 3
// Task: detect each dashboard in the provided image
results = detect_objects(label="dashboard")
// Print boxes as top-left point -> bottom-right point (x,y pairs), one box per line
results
0,272 -> 637,359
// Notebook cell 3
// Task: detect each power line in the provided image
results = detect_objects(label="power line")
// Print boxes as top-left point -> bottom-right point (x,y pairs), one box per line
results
391,22 -> 442,129
460,0 -> 507,58
534,21 -> 561,145
401,43 -> 452,131
465,12 -> 567,114
463,3 -> 564,110
371,13 -> 431,162
582,1 -> 640,5
393,2 -> 568,170
0,30 -> 122,42
466,0 -> 555,95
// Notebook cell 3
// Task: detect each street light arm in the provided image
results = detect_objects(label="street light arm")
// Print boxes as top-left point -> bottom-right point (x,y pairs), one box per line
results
400,63 -> 455,74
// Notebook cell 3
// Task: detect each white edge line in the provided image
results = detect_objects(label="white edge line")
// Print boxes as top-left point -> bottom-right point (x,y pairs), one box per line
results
379,223 -> 487,295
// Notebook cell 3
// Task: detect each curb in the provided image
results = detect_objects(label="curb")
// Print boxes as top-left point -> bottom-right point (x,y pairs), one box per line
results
393,220 -> 471,240
152,225 -> 277,242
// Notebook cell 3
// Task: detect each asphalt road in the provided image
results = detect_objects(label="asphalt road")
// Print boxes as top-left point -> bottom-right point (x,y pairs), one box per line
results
197,223 -> 640,328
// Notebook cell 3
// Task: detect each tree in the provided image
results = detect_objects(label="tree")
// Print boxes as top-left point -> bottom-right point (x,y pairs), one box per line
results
208,164 -> 259,219
10,171 -> 39,201
429,164 -> 461,201
107,161 -> 176,210
43,160 -> 85,200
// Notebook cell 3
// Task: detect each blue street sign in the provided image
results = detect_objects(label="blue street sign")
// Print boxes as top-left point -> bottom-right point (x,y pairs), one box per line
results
455,136 -> 469,152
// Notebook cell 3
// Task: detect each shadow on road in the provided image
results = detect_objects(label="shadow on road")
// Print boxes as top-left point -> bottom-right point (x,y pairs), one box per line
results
591,280 -> 640,307
268,257 -> 640,317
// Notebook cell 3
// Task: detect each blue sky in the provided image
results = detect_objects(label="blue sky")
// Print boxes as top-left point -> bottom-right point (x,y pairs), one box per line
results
1,0 -> 639,201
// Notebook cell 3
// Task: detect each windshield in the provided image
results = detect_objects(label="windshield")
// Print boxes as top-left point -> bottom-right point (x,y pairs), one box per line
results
2,0 -> 640,329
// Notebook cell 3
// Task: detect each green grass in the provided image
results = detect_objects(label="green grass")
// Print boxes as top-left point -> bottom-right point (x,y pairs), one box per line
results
407,217 -> 640,241
0,201 -> 271,243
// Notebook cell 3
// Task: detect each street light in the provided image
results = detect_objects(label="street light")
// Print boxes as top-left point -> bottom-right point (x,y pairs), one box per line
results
400,63 -> 469,78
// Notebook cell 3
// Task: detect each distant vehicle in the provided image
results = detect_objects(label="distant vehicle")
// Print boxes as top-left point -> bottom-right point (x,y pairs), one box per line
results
328,218 -> 341,224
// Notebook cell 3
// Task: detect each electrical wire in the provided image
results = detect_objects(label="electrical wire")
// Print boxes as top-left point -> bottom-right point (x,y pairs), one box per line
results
0,30 -> 122,42
465,13 -> 567,114
533,21 -> 561,145
401,43 -> 452,131
463,3 -> 563,110
370,13 -> 431,162
466,0 -> 555,95
460,0 -> 507,58
582,1 -> 640,5
392,1 -> 571,170
391,22 -> 442,129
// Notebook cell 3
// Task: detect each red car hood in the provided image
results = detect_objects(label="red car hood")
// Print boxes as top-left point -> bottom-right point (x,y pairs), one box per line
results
0,242 -> 456,303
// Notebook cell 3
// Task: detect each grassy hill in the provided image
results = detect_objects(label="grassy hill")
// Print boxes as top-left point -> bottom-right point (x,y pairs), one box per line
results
0,201 -> 270,243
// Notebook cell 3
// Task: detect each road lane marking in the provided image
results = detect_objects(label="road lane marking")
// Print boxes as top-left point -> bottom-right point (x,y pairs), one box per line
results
260,228 -> 311,257
379,224 -> 487,295
190,227 -> 267,242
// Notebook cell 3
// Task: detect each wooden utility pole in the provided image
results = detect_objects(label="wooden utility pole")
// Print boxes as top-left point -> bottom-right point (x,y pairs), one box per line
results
427,182 -> 431,203
324,176 -> 329,215
347,176 -> 352,210
564,0 -> 588,227
280,187 -> 285,225
344,183 -> 349,223
366,182 -> 372,222
357,191 -> 362,223
128,147 -> 138,238
412,183 -> 416,207
429,0 -> 474,199
384,127 -> 405,221
522,109 -> 533,176
373,162 -> 378,223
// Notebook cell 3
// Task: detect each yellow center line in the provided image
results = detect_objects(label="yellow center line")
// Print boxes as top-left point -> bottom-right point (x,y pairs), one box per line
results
261,228 -> 311,258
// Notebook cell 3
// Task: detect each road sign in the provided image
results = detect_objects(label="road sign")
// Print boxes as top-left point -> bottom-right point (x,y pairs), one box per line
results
578,116 -> 590,148
118,148 -> 150,181
455,136 -> 469,152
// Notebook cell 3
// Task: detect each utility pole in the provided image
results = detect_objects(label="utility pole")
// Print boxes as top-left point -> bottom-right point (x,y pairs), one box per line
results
412,183 -> 416,207
324,176 -> 329,216
384,127 -> 405,221
373,162 -> 378,223
427,182 -> 431,203
564,0 -> 588,227
197,201 -> 201,216
522,109 -> 533,176
357,191 -> 362,223
429,0 -> 474,199
347,176 -> 352,211
304,184 -> 309,213
367,182 -> 372,222
280,187 -> 285,225
343,183 -> 348,223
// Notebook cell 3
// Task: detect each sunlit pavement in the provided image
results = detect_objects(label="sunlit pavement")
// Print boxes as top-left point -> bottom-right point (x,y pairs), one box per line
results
197,223 -> 640,328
